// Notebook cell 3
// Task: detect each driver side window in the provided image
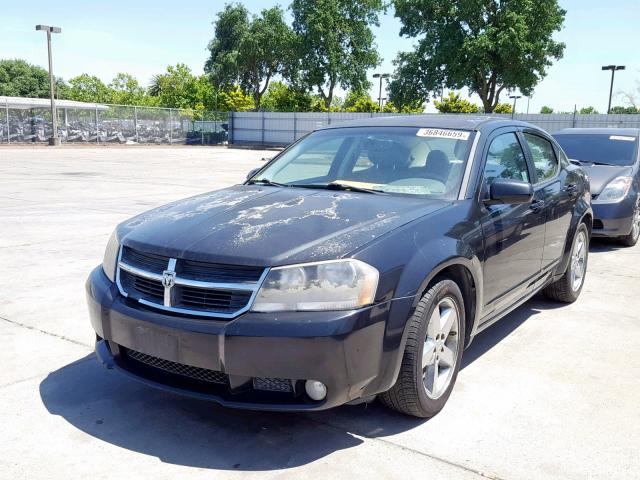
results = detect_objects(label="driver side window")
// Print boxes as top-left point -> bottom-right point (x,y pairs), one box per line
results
484,133 -> 530,185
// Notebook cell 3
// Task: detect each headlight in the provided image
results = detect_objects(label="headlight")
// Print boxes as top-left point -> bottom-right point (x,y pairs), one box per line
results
597,176 -> 632,203
102,229 -> 120,282
251,259 -> 379,312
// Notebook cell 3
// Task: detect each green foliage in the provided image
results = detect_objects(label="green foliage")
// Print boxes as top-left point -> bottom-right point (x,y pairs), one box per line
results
67,74 -> 111,103
217,85 -> 255,111
0,59 -> 62,98
579,106 -> 598,114
291,0 -> 384,109
108,73 -> 149,105
390,0 -> 566,112
610,106 -> 639,114
540,106 -> 554,114
261,81 -> 313,112
434,92 -> 481,113
206,4 -> 294,110
493,103 -> 513,114
345,96 -> 380,113
148,64 -> 215,110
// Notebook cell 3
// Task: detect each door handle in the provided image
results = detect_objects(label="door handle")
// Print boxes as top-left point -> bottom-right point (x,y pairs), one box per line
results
529,199 -> 545,212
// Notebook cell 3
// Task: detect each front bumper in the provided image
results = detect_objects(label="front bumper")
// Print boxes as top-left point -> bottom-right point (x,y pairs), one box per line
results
591,195 -> 637,237
86,266 -> 414,411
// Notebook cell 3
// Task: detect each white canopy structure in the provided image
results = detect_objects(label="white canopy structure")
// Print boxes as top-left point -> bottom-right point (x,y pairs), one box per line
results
0,95 -> 108,110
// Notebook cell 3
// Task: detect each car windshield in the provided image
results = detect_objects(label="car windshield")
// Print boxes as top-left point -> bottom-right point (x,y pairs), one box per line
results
553,133 -> 638,166
249,126 -> 474,198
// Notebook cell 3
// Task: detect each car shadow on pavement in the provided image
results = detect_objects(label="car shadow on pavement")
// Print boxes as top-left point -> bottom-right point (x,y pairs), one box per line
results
38,294 -> 564,471
589,238 -> 625,253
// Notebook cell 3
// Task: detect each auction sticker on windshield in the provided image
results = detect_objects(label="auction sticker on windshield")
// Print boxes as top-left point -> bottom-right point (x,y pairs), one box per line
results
416,128 -> 470,140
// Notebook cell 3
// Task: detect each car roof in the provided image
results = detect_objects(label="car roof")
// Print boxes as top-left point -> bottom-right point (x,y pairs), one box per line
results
553,127 -> 640,136
318,114 -> 540,134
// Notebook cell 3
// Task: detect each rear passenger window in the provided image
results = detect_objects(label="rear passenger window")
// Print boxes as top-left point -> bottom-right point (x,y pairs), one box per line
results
524,133 -> 558,182
484,133 -> 530,184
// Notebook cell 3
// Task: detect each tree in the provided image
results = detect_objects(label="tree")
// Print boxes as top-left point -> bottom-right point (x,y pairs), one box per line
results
261,81 -> 313,112
291,0 -> 384,109
108,73 -> 148,105
67,74 -> 110,103
540,106 -> 554,114
493,103 -> 512,114
217,85 -> 255,111
344,91 -> 380,112
206,4 -> 294,110
0,59 -> 65,98
610,106 -> 639,114
390,0 -> 566,112
149,64 -> 215,110
433,92 -> 481,113
579,106 -> 598,114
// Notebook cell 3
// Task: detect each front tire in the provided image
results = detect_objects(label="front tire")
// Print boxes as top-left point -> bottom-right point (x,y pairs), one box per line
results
543,223 -> 589,303
619,203 -> 640,247
379,279 -> 465,418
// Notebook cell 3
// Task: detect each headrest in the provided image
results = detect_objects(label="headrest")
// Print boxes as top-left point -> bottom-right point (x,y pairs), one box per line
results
366,139 -> 411,170
426,150 -> 450,174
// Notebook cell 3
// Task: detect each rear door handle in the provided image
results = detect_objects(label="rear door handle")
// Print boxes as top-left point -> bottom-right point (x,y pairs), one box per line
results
529,200 -> 545,212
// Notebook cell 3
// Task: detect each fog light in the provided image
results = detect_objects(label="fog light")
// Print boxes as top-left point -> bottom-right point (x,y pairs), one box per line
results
305,380 -> 327,401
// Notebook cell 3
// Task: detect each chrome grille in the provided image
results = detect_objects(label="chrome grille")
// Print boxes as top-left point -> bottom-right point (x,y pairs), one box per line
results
123,348 -> 228,384
122,246 -> 167,273
116,246 -> 267,318
178,286 -> 252,311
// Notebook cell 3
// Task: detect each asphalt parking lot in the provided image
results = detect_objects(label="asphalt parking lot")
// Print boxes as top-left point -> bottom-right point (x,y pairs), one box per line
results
1,146 -> 639,480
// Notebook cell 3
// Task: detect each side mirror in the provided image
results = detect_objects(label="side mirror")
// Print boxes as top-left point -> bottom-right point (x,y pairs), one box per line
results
484,178 -> 534,205
246,168 -> 260,180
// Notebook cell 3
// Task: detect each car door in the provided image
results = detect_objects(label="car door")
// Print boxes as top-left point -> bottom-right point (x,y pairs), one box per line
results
520,131 -> 573,270
479,130 -> 546,315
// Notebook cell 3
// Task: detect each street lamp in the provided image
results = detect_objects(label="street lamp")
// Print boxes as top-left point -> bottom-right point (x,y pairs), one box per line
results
372,73 -> 391,110
509,95 -> 522,119
35,24 -> 62,146
601,65 -> 625,114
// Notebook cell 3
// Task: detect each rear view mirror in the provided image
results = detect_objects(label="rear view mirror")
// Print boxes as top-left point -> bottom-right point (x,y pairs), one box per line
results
485,179 -> 534,205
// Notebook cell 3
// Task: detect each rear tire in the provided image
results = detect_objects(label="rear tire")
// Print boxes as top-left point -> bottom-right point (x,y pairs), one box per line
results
379,279 -> 465,418
543,223 -> 589,303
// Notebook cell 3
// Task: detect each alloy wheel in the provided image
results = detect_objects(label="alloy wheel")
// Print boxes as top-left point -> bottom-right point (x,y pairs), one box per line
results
571,230 -> 587,291
422,297 -> 460,399
631,204 -> 640,241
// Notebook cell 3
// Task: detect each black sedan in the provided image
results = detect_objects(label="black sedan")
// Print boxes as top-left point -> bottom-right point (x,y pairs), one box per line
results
553,128 -> 640,246
86,116 -> 591,418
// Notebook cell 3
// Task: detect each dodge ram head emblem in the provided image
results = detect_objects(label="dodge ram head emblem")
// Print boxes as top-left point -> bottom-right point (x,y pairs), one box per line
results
162,270 -> 176,288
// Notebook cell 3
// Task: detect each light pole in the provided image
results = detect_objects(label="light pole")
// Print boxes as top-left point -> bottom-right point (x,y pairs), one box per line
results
35,24 -> 62,146
372,73 -> 390,110
601,65 -> 625,114
509,95 -> 522,119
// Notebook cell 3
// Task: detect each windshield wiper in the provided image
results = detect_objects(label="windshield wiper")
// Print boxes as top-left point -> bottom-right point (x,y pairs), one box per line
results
576,160 -> 620,167
246,178 -> 288,187
293,183 -> 388,195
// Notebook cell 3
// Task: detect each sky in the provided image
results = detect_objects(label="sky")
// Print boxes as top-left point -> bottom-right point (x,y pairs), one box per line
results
1,0 -> 638,113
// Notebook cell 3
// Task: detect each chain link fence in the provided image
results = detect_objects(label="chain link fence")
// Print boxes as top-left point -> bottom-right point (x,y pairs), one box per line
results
2,98 -> 640,147
0,99 -> 229,145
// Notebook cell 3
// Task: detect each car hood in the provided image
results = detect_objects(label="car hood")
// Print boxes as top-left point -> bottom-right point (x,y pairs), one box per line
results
119,185 -> 449,266
580,164 -> 633,195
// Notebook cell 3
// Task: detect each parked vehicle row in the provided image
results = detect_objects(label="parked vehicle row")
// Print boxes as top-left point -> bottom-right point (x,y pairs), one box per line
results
86,117 -> 636,418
